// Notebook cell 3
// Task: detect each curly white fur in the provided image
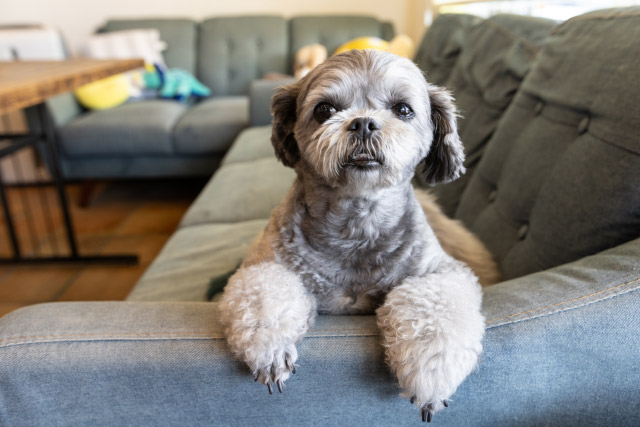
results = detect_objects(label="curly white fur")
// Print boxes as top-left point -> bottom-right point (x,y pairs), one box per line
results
219,262 -> 316,387
376,259 -> 484,413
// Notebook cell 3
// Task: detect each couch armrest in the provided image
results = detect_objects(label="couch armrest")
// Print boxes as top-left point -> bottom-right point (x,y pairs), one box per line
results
1,239 -> 639,426
248,78 -> 296,127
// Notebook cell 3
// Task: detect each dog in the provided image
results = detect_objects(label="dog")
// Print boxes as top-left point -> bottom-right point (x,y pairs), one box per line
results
219,49 -> 499,422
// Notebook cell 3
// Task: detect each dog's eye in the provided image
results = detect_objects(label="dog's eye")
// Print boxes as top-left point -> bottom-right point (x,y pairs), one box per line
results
314,102 -> 337,123
391,103 -> 414,119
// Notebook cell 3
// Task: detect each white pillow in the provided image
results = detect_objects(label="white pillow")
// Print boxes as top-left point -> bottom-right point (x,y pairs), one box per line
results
0,25 -> 66,61
81,29 -> 166,67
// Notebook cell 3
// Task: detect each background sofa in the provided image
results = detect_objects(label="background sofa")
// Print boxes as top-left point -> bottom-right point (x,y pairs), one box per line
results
2,8 -> 640,427
44,15 -> 394,179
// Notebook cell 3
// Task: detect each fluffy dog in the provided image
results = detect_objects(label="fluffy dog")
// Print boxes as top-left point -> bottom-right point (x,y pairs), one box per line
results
219,49 -> 499,422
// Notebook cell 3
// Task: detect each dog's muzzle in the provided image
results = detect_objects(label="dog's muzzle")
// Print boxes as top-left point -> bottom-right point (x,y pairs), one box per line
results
347,117 -> 383,168
348,153 -> 381,167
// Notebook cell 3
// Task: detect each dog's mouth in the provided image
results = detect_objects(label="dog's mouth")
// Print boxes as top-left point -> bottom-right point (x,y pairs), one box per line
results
347,153 -> 382,169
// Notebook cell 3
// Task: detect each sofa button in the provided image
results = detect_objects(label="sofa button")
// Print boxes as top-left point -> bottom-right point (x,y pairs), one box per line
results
517,224 -> 529,240
534,102 -> 544,116
578,116 -> 590,134
488,190 -> 497,203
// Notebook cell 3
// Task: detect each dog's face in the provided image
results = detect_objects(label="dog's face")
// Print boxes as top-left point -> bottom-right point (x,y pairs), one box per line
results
271,49 -> 465,190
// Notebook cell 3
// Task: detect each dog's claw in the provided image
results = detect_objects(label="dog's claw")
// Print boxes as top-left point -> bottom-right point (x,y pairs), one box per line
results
285,358 -> 296,374
277,380 -> 283,393
421,404 -> 434,423
267,382 -> 273,395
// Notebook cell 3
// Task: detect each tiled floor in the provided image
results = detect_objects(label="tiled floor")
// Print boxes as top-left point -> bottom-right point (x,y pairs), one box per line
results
0,178 -> 206,318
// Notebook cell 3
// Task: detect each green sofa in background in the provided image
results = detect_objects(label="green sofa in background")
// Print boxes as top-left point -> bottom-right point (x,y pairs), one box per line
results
43,15 -> 394,179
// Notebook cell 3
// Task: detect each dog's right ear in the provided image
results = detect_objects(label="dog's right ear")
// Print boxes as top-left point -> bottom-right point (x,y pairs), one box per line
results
271,82 -> 301,168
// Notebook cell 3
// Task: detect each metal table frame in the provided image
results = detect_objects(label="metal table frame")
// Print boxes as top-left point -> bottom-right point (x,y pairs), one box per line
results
0,102 -> 137,265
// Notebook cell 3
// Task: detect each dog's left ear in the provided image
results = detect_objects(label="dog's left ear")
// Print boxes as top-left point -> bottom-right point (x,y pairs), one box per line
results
420,85 -> 466,185
270,81 -> 302,168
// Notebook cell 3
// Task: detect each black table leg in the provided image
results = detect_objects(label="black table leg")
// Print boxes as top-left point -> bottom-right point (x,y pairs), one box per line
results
0,104 -> 138,265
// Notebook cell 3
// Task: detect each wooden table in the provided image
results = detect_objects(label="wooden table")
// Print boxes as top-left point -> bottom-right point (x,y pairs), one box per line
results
0,59 -> 143,265
0,59 -> 144,115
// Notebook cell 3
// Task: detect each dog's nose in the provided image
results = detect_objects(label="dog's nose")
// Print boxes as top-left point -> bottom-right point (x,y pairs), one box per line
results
348,117 -> 380,140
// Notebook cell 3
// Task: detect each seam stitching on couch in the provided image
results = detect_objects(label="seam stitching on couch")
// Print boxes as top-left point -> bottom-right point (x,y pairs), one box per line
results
0,328 -> 379,346
487,276 -> 640,324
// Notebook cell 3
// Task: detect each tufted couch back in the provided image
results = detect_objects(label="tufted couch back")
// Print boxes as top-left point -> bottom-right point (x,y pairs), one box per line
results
454,7 -> 640,280
413,13 -> 482,86
197,16 -> 289,96
429,14 -> 556,216
288,15 -> 394,71
99,15 -> 394,97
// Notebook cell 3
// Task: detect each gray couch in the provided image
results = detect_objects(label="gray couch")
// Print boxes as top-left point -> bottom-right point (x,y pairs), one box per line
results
46,15 -> 394,179
2,8 -> 640,426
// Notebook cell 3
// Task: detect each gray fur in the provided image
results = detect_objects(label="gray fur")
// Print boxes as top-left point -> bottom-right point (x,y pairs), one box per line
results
220,50 -> 497,419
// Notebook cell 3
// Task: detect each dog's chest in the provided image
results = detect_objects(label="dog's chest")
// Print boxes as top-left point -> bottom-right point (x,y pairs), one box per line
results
276,196 -> 431,314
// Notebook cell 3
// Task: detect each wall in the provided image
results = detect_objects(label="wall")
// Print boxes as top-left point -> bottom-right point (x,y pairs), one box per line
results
0,0 -> 426,56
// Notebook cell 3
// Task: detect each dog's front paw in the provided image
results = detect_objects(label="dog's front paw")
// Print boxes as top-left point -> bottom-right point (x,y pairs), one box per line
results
251,342 -> 298,394
393,342 -> 475,422
376,274 -> 484,422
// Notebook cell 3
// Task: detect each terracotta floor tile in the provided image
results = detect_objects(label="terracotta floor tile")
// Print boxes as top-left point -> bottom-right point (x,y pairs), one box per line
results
57,265 -> 147,301
0,266 -> 78,303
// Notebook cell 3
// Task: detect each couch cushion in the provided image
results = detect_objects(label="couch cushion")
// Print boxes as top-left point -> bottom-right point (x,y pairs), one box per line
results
289,16 -> 387,71
430,15 -> 555,216
455,7 -> 640,280
413,14 -> 483,86
127,220 -> 267,301
60,100 -> 187,157
221,125 -> 274,165
173,96 -> 249,155
58,155 -> 222,179
100,19 -> 197,73
198,16 -> 288,96
180,157 -> 295,227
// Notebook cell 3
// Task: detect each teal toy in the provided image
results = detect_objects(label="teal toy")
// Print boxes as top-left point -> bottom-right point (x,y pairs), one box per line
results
143,64 -> 211,101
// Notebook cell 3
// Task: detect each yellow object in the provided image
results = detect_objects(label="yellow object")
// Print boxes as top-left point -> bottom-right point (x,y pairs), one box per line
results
387,34 -> 415,59
334,35 -> 415,59
334,37 -> 388,55
74,74 -> 130,110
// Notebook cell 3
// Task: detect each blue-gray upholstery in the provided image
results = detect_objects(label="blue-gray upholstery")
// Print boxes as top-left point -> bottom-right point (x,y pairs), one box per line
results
288,16 -> 391,71
429,15 -> 555,216
198,16 -> 288,96
59,101 -> 187,157
173,96 -> 249,154
455,8 -> 640,279
413,14 -> 483,86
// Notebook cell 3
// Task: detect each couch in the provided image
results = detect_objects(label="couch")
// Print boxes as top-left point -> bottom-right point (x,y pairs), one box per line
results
2,8 -> 640,426
39,15 -> 394,180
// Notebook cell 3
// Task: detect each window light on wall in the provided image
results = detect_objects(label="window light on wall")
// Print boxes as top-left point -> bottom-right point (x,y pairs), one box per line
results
426,0 -> 640,23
